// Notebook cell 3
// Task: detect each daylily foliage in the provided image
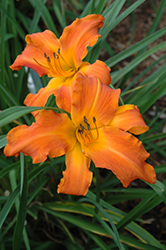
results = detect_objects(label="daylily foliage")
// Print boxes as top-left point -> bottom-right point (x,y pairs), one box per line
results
4,73 -> 156,196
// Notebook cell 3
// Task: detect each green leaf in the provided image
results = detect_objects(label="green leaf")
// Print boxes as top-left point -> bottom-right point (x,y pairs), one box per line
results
148,0 -> 166,35
82,196 -> 125,250
0,135 -> 7,149
0,162 -> 19,179
140,73 -> 166,113
0,187 -> 20,229
85,231 -> 110,250
111,42 -> 166,85
0,163 -> 49,229
146,180 -> 166,205
105,26 -> 166,67
0,106 -> 42,128
37,205 -> 164,250
28,0 -> 59,37
0,2 -> 25,39
13,155 -> 28,250
53,0 -> 66,28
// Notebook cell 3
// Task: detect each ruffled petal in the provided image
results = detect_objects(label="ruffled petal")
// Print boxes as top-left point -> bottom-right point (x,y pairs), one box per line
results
10,30 -> 61,77
83,126 -> 156,187
57,142 -> 92,196
24,77 -> 63,116
80,60 -> 111,86
60,14 -> 104,68
110,104 -> 149,134
4,110 -> 76,163
71,73 -> 120,127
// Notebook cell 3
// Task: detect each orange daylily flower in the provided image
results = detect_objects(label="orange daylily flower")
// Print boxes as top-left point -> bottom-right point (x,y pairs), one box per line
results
4,73 -> 156,196
10,14 -> 111,113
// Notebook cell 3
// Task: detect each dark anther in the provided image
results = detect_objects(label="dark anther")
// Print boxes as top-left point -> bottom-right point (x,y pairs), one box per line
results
56,55 -> 59,59
84,116 -> 87,123
53,52 -> 56,57
44,53 -> 47,58
58,48 -> 60,54
84,116 -> 90,130
93,117 -> 96,123
78,129 -> 83,134
86,123 -> 90,130
47,57 -> 50,63
80,124 -> 84,131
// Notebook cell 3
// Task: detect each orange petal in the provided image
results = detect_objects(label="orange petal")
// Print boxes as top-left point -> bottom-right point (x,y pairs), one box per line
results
60,14 -> 104,68
55,74 -> 76,113
10,30 -> 61,77
56,59 -> 112,113
55,85 -> 72,114
83,126 -> 156,187
80,60 -> 111,86
71,73 -> 120,127
4,110 -> 76,163
57,142 -> 92,196
110,104 -> 149,134
24,77 -> 63,116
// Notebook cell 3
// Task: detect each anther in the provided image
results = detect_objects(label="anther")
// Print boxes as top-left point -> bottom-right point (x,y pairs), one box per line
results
53,52 -> 56,57
84,116 -> 90,130
86,123 -> 90,130
92,116 -> 99,141
47,57 -> 51,63
80,124 -> 84,131
93,117 -> 96,123
44,53 -> 47,58
84,116 -> 87,123
58,48 -> 60,54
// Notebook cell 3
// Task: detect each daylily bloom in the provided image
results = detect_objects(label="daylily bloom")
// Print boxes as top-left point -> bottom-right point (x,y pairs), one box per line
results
10,14 -> 111,113
4,73 -> 156,196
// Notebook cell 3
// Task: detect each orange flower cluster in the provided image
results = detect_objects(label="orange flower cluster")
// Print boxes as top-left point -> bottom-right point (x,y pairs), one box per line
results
4,15 -> 156,195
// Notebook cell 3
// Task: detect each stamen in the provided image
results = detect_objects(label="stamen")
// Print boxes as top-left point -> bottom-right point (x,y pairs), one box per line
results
53,51 -> 69,76
93,117 -> 99,141
84,116 -> 87,123
33,57 -> 49,70
78,129 -> 83,134
79,123 -> 91,144
77,116 -> 99,146
86,123 -> 90,130
80,124 -> 84,131
33,50 -> 74,77
57,47 -> 71,68
84,116 -> 90,130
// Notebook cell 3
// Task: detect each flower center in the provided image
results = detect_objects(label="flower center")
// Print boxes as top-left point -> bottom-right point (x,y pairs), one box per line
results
76,116 -> 99,146
33,48 -> 75,77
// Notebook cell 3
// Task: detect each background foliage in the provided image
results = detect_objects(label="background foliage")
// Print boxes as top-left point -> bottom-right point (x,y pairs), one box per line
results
0,0 -> 166,249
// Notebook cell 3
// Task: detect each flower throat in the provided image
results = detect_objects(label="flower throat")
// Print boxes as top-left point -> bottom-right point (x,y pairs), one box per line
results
33,48 -> 75,77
